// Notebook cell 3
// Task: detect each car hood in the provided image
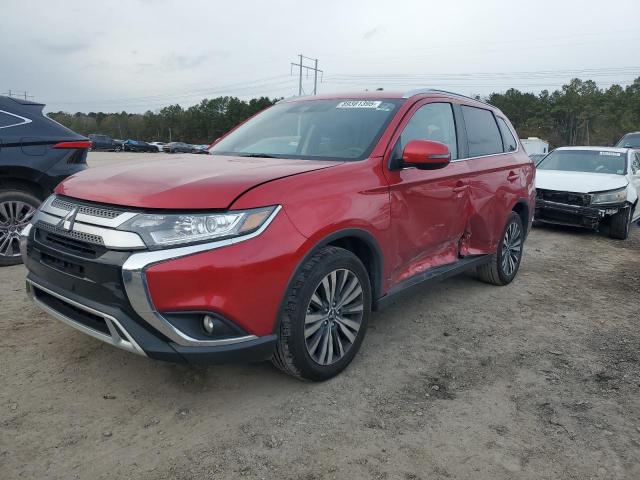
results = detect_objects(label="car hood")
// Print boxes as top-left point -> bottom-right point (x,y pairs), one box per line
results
535,170 -> 628,193
56,154 -> 342,209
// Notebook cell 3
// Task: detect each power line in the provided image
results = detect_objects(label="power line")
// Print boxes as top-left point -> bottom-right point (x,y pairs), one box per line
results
2,90 -> 34,101
49,74 -> 293,106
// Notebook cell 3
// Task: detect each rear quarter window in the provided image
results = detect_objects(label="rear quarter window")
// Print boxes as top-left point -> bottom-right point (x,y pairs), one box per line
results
461,106 -> 503,157
497,117 -> 517,152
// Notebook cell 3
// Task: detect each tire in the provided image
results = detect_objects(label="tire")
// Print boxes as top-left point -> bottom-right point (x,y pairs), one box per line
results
0,189 -> 40,266
477,212 -> 524,286
609,206 -> 632,240
272,246 -> 371,381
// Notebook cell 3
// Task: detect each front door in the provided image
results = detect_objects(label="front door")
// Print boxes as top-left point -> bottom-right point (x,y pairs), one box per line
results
383,101 -> 470,286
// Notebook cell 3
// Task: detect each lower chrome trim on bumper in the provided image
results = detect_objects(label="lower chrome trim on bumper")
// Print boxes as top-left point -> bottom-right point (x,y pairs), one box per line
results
26,279 -> 147,357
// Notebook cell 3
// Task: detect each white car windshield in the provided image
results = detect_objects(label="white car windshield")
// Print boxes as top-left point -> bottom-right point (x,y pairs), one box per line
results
537,150 -> 627,175
210,99 -> 402,160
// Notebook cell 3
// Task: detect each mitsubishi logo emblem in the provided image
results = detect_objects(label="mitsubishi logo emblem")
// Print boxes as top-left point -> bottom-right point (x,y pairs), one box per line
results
57,207 -> 79,231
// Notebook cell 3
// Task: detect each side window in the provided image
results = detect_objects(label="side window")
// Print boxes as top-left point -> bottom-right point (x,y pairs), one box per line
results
397,102 -> 458,160
461,106 -> 503,157
633,153 -> 640,174
497,117 -> 517,152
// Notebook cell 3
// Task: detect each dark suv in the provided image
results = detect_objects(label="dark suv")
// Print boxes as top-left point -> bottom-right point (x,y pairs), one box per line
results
88,134 -> 121,152
21,90 -> 535,380
0,96 -> 89,265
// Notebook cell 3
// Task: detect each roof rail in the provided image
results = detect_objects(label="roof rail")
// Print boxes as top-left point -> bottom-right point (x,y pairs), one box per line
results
402,88 -> 493,107
276,95 -> 315,103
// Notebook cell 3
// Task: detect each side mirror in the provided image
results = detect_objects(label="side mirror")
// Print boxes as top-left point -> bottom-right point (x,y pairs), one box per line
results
402,140 -> 451,170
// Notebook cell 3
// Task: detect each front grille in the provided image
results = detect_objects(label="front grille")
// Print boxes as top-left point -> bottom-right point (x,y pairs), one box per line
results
51,198 -> 122,219
536,189 -> 591,206
35,222 -> 106,258
34,287 -> 110,335
40,251 -> 85,277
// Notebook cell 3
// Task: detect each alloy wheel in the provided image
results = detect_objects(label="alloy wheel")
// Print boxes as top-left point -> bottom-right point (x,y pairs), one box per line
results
0,201 -> 36,258
304,268 -> 364,366
501,221 -> 522,276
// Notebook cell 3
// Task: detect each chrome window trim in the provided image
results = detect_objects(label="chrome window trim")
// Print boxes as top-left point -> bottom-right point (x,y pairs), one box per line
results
26,279 -> 146,357
121,205 -> 282,347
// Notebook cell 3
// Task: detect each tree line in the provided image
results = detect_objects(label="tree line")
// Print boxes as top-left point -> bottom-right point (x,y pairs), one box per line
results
487,77 -> 640,147
48,96 -> 277,145
48,77 -> 640,147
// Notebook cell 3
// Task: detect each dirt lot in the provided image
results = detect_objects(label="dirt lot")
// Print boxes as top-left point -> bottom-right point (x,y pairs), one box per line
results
2,152 -> 640,479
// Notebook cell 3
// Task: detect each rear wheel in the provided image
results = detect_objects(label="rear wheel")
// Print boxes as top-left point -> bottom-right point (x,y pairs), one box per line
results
609,206 -> 632,240
272,246 -> 371,381
477,212 -> 524,286
0,190 -> 39,266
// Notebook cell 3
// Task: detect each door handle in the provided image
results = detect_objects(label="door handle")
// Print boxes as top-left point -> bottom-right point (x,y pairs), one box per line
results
507,171 -> 519,182
453,181 -> 467,193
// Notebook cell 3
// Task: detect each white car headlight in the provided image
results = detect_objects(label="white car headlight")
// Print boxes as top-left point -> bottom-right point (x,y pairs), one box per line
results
119,206 -> 278,248
590,188 -> 627,205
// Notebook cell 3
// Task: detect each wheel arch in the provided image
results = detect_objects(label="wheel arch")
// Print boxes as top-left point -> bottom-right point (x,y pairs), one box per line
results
0,175 -> 47,200
511,199 -> 531,238
274,228 -> 385,335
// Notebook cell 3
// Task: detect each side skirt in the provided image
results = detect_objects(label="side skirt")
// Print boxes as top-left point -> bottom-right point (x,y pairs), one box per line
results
376,254 -> 491,310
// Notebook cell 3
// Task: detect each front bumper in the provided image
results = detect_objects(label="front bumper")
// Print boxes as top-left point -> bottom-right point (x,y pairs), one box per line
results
18,201 -> 285,364
535,198 -> 625,229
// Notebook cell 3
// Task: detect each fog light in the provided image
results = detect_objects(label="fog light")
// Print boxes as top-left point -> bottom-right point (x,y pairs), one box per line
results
203,315 -> 215,335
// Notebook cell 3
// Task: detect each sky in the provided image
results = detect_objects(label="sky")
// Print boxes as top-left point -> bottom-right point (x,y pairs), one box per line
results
1,0 -> 639,113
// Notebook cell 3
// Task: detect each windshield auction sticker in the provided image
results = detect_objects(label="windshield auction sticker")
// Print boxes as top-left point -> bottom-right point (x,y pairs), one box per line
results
599,151 -> 622,156
336,100 -> 382,109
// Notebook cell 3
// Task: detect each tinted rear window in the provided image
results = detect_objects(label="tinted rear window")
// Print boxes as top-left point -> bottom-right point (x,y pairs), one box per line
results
462,106 -> 503,157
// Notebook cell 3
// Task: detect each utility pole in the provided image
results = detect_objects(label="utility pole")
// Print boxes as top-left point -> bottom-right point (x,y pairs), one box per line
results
290,55 -> 323,95
298,54 -> 303,95
2,90 -> 34,100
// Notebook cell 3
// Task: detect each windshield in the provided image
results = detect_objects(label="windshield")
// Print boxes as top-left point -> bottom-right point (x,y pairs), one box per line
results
537,150 -> 627,175
210,99 -> 403,160
616,133 -> 640,148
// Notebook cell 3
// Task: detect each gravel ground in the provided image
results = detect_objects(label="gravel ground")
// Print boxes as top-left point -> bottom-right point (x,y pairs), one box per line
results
1,152 -> 640,479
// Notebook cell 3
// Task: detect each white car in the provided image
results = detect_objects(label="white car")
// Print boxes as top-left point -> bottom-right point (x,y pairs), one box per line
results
148,141 -> 165,152
535,146 -> 640,239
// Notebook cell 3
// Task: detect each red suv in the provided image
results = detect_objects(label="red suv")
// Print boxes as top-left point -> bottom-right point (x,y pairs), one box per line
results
21,90 -> 535,380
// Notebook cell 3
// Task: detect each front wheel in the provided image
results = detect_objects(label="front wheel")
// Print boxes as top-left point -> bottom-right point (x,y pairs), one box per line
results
477,212 -> 524,286
272,246 -> 371,381
609,206 -> 632,240
0,190 -> 40,266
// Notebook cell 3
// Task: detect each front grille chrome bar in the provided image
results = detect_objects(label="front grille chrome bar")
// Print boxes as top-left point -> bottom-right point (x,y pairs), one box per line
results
35,196 -> 146,250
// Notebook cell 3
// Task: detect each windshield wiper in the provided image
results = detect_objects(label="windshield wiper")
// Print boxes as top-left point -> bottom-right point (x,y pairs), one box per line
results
238,153 -> 278,158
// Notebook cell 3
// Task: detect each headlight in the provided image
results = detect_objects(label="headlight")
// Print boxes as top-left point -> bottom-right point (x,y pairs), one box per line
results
118,206 -> 278,248
590,188 -> 627,205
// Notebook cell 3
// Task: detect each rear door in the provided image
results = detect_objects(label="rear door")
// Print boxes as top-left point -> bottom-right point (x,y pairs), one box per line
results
384,100 -> 471,285
459,105 -> 530,254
